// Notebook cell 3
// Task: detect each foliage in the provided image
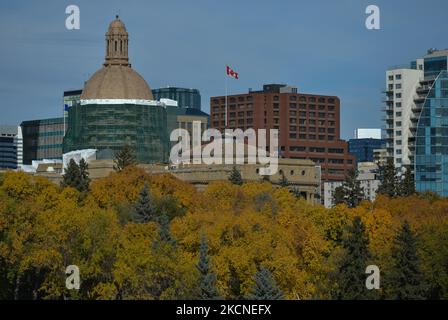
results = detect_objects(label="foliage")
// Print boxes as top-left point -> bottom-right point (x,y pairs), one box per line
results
61,159 -> 90,193
196,233 -> 221,299
246,267 -> 284,300
377,158 -> 399,197
279,173 -> 288,188
1,170 -> 448,300
333,169 -> 364,208
386,222 -> 427,299
332,216 -> 374,300
113,145 -> 137,172
228,166 -> 243,186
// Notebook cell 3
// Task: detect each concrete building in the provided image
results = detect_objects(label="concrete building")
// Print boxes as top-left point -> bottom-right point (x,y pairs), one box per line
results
34,157 -> 321,204
0,126 -> 22,169
323,162 -> 380,208
373,148 -> 388,167
383,65 -> 423,170
354,128 -> 382,140
152,87 -> 201,110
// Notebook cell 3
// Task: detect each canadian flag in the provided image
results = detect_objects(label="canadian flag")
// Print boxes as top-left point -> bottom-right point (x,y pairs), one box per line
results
226,65 -> 239,79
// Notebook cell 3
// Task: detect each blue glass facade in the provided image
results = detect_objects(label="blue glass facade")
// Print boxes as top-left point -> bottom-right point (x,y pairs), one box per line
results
152,87 -> 201,110
0,137 -> 17,169
348,138 -> 385,164
415,71 -> 448,196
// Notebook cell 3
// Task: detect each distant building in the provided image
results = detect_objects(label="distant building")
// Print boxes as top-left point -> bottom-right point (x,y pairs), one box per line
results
323,162 -> 380,208
354,128 -> 382,140
210,83 -> 355,184
21,118 -> 65,164
384,48 -> 448,196
349,131 -> 385,163
373,148 -> 388,166
164,99 -> 209,150
0,126 -> 22,169
62,16 -> 168,164
153,87 -> 201,110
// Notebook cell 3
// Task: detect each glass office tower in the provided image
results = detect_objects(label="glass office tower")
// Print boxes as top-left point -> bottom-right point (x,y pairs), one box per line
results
415,70 -> 448,195
152,87 -> 201,110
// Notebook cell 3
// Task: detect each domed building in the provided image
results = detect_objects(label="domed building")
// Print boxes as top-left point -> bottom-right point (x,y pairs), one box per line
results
63,16 -> 168,163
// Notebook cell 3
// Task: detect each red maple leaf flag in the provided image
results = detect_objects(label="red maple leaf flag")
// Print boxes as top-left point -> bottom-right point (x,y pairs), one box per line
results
226,65 -> 239,79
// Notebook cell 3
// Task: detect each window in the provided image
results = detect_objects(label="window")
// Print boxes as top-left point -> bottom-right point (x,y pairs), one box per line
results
388,75 -> 394,81
396,121 -> 402,126
309,147 -> 325,153
290,96 -> 297,101
289,126 -> 297,131
396,130 -> 402,136
396,140 -> 402,145
289,146 -> 306,152
396,84 -> 402,89
396,93 -> 402,98
395,74 -> 402,80
290,103 -> 297,109
396,102 -> 402,108
289,133 -> 297,139
396,112 -> 402,117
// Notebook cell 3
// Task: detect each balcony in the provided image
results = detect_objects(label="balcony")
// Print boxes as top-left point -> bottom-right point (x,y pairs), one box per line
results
384,97 -> 394,104
416,85 -> 431,93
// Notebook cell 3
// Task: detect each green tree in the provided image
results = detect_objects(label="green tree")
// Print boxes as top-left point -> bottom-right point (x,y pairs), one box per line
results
387,222 -> 427,299
279,172 -> 289,188
398,166 -> 415,197
228,166 -> 243,186
246,267 -> 284,300
333,169 -> 364,208
114,145 -> 137,172
333,185 -> 346,206
61,159 -> 86,192
334,216 -> 373,300
377,158 -> 398,197
133,184 -> 155,223
78,158 -> 91,193
156,212 -> 176,246
196,233 -> 221,300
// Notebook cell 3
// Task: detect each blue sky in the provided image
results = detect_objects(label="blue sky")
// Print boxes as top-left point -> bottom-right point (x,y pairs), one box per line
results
0,0 -> 447,139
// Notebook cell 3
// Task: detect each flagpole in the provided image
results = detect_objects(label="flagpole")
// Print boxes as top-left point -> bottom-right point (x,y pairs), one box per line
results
63,94 -> 66,135
225,68 -> 228,129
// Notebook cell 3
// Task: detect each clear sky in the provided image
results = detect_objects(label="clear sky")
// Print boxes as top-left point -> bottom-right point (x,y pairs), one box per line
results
0,0 -> 447,139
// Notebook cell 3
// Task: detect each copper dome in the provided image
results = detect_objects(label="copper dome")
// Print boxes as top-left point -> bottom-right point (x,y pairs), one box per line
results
81,16 -> 153,100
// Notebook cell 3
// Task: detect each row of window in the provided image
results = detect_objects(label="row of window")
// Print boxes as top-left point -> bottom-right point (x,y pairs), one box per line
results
289,126 -> 336,133
388,74 -> 402,81
288,146 -> 345,153
289,133 -> 335,141
212,96 -> 336,104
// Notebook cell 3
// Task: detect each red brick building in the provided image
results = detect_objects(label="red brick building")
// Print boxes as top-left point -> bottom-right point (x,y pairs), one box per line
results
210,84 -> 355,182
